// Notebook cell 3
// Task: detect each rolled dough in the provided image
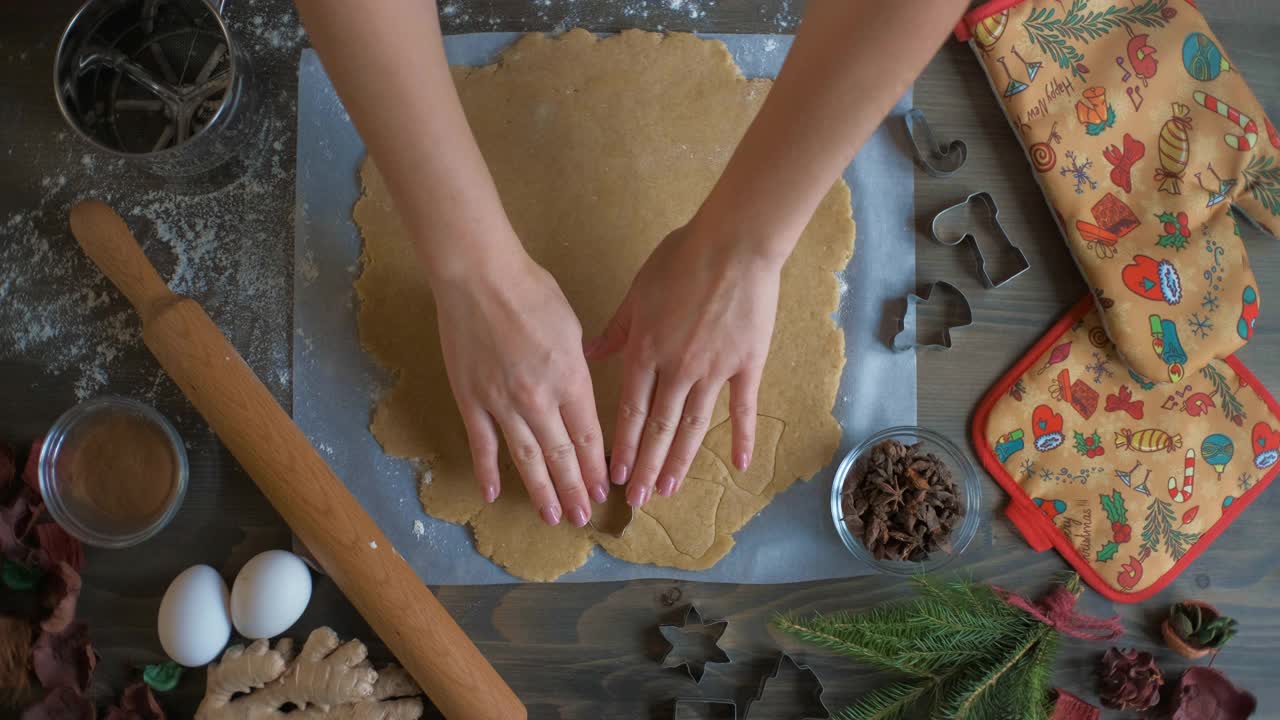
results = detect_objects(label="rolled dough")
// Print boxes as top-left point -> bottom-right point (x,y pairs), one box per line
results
354,29 -> 854,581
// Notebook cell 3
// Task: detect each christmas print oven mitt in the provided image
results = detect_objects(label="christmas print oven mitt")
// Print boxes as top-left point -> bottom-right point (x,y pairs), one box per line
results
974,296 -> 1280,602
956,0 -> 1280,384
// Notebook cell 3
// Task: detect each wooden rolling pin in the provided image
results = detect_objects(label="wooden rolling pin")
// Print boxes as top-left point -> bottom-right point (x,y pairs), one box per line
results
69,200 -> 525,720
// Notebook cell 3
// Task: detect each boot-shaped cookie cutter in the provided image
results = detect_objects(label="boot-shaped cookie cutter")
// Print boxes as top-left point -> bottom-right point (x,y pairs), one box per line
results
905,108 -> 968,177
930,191 -> 1030,288
891,281 -> 974,352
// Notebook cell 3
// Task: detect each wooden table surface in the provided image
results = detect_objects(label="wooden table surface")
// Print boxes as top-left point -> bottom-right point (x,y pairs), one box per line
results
2,1 -> 1278,717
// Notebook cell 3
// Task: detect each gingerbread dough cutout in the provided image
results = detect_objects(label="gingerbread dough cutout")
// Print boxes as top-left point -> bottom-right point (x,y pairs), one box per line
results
355,29 -> 854,581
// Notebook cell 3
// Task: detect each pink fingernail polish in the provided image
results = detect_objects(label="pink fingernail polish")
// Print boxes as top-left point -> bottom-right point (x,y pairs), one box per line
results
569,506 -> 589,528
541,505 -> 562,526
611,462 -> 630,486
590,484 -> 609,504
658,475 -> 677,496
483,484 -> 498,503
628,485 -> 650,507
735,451 -> 751,471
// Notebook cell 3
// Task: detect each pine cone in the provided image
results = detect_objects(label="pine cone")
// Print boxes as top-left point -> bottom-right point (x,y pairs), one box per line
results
1098,647 -> 1164,711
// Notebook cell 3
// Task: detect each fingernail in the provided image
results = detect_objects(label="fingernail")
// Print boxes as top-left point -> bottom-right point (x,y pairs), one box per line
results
568,506 -> 589,528
590,484 -> 609,504
611,462 -> 630,486
658,475 -> 677,496
628,485 -> 650,508
541,505 -> 562,526
735,451 -> 751,471
483,484 -> 498,503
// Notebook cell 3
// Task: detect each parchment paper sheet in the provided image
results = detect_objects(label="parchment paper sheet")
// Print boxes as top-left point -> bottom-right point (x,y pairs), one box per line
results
292,34 -> 917,583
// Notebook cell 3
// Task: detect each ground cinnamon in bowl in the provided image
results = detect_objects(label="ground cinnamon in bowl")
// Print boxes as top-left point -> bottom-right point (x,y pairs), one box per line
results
40,397 -> 187,547
66,413 -> 176,529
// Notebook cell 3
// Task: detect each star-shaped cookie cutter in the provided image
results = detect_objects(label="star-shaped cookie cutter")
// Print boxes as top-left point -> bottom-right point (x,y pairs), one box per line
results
930,191 -> 1030,288
742,653 -> 831,720
658,605 -> 730,683
891,281 -> 974,352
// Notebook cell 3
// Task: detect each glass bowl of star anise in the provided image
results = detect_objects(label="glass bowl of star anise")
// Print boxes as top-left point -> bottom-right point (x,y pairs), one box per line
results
830,426 -> 980,575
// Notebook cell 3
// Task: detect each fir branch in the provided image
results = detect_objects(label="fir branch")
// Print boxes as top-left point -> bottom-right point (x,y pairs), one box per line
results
1140,496 -> 1175,554
939,627 -> 1049,719
1243,155 -> 1280,218
1200,364 -> 1247,422
1166,528 -> 1201,560
773,614 -> 937,677
835,680 -> 933,720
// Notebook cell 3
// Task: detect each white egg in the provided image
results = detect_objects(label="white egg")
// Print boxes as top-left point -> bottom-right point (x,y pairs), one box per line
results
157,564 -> 232,667
230,549 -> 313,639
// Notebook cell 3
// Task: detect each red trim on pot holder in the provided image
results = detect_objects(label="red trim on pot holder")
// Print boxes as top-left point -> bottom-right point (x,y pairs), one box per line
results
954,0 -> 1029,41
972,295 -> 1280,603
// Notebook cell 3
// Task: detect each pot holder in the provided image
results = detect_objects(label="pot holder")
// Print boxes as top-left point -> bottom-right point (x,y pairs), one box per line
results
956,0 -> 1280,383
974,296 -> 1280,602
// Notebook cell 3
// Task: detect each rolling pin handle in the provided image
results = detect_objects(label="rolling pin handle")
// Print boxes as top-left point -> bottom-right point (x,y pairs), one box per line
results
69,200 -> 175,319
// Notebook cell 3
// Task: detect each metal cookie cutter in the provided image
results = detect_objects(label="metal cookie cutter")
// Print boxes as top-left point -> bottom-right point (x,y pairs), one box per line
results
905,108 -> 968,178
930,191 -> 1030,288
672,698 -> 738,720
658,605 -> 730,683
742,654 -> 831,720
891,281 -> 973,352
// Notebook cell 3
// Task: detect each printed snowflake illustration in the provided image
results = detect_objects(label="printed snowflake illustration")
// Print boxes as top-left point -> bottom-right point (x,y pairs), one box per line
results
1239,472 -> 1255,492
1201,292 -> 1220,313
1187,313 -> 1214,339
1085,352 -> 1114,384
1020,459 -> 1037,480
1059,150 -> 1097,195
1041,466 -> 1106,484
1040,467 -> 1055,483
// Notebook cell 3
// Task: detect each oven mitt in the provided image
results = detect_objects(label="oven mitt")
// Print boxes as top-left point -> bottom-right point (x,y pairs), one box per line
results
956,0 -> 1280,384
973,295 -> 1280,602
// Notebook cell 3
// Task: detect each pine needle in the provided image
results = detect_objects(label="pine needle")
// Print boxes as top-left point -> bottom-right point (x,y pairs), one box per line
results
835,680 -> 933,720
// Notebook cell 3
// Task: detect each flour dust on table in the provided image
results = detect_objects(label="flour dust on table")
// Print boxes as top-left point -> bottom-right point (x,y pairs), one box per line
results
353,30 -> 854,581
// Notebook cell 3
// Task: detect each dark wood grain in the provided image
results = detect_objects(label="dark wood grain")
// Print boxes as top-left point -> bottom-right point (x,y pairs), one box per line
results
2,1 -> 1278,718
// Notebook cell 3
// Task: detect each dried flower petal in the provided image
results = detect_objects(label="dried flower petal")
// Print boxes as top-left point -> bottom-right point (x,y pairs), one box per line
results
1,486 -> 43,560
21,438 -> 42,493
41,562 -> 82,635
1171,666 -> 1257,720
32,623 -> 96,694
104,682 -> 166,720
0,444 -> 14,491
20,686 -> 96,720
35,525 -> 84,574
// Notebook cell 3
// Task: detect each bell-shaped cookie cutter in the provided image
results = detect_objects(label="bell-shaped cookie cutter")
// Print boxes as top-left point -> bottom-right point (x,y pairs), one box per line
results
891,281 -> 973,352
905,108 -> 968,178
930,191 -> 1030,288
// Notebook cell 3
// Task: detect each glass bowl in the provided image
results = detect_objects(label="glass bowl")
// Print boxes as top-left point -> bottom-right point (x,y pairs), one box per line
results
39,396 -> 189,548
830,426 -> 981,576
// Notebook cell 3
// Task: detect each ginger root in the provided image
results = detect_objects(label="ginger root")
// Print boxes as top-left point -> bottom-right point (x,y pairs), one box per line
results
195,628 -> 422,720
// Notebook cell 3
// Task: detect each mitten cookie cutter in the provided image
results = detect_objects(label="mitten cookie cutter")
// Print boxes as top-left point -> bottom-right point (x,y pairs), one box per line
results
930,191 -> 1030,288
891,281 -> 974,352
905,108 -> 968,177
742,653 -> 831,720
657,605 -> 730,683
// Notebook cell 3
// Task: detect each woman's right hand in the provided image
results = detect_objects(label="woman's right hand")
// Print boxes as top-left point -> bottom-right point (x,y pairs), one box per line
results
431,249 -> 608,528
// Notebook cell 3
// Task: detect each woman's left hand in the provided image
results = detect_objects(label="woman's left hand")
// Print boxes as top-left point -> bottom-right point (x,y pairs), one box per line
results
587,221 -> 785,507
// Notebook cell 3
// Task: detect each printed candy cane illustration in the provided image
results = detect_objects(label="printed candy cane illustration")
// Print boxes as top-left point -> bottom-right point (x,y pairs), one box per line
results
1193,90 -> 1258,151
1168,449 -> 1196,503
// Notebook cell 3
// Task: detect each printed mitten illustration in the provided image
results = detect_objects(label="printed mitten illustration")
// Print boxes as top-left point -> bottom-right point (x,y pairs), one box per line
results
956,0 -> 1280,383
974,296 -> 1280,602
